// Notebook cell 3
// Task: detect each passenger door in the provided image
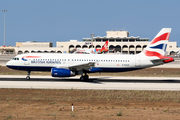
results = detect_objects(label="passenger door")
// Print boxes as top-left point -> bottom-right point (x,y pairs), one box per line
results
135,56 -> 141,67
24,59 -> 30,65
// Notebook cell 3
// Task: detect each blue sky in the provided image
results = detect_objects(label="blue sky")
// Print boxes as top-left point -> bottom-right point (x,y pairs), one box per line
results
0,0 -> 180,47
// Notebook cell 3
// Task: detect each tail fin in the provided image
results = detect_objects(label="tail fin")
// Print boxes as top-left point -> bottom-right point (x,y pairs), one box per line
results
100,40 -> 108,53
142,28 -> 173,63
95,40 -> 109,53
143,28 -> 171,56
102,40 -> 108,49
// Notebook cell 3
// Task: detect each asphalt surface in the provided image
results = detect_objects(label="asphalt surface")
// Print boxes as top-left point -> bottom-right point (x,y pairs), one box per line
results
0,75 -> 180,90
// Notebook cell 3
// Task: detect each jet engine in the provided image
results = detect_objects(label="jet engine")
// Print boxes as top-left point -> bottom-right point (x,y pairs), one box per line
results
51,68 -> 75,77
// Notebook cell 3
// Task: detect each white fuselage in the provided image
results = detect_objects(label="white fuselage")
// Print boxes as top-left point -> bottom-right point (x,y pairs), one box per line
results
6,53 -> 160,73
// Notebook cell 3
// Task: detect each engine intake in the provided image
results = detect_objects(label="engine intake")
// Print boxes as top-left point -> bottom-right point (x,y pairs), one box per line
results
51,68 -> 75,77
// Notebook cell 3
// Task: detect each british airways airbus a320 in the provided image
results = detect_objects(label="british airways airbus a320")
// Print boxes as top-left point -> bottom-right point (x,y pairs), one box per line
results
6,28 -> 174,80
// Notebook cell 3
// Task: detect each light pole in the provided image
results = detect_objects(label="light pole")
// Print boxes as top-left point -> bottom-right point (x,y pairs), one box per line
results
2,10 -> 7,46
90,33 -> 94,48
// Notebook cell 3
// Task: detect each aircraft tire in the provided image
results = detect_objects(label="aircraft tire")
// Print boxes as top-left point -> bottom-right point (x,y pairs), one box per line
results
26,76 -> 30,80
84,75 -> 89,80
80,76 -> 84,81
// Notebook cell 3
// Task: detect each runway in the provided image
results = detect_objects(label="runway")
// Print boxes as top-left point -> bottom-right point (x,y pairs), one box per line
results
1,75 -> 180,90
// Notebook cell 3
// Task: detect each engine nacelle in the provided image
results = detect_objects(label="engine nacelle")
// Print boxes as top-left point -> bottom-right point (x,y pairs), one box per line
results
51,68 -> 75,77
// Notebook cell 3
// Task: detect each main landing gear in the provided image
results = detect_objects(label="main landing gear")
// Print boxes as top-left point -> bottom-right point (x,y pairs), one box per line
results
26,71 -> 31,80
80,73 -> 89,81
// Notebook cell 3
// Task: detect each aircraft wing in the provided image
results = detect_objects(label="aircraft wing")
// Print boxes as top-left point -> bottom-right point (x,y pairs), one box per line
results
55,62 -> 95,71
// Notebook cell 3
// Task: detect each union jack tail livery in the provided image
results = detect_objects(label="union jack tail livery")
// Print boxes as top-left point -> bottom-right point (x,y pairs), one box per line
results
142,28 -> 173,63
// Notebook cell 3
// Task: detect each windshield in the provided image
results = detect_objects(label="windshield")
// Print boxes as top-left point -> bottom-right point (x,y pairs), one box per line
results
12,57 -> 19,60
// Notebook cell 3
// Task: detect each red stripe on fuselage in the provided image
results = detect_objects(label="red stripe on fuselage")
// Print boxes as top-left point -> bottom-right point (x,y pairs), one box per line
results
23,56 -> 41,58
150,33 -> 170,44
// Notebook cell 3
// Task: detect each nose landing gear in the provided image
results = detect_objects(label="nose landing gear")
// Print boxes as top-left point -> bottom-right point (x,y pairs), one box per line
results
26,71 -> 31,80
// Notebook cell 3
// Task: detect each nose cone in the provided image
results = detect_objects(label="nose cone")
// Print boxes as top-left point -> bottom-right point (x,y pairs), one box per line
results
6,61 -> 11,67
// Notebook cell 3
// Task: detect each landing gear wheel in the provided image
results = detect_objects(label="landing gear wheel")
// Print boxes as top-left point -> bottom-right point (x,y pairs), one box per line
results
80,76 -> 84,81
84,75 -> 89,80
26,76 -> 30,80
26,71 -> 31,80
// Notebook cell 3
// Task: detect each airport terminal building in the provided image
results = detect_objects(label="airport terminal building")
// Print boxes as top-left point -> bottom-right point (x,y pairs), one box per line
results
0,30 -> 180,55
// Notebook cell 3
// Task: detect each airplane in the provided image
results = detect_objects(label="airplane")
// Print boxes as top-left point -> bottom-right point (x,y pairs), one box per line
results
6,28 -> 174,80
73,40 -> 108,54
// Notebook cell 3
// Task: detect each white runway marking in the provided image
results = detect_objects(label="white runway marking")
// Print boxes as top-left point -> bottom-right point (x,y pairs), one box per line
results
0,75 -> 180,90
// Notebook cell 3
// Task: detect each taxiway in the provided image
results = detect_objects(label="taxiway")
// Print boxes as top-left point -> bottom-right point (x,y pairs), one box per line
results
0,75 -> 180,90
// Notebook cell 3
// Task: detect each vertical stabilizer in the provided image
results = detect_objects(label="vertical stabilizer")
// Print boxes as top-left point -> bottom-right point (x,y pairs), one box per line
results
143,28 -> 171,56
142,28 -> 173,63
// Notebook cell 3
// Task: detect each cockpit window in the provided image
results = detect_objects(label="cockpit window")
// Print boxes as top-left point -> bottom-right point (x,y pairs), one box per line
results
12,57 -> 19,60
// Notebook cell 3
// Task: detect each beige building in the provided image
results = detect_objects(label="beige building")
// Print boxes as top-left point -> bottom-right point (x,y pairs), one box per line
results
16,41 -> 53,48
0,46 -> 15,55
0,30 -> 179,55
14,41 -> 59,54
106,31 -> 129,37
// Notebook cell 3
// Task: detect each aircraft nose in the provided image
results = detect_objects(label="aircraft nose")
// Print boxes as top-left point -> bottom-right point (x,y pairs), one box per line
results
6,61 -> 11,66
